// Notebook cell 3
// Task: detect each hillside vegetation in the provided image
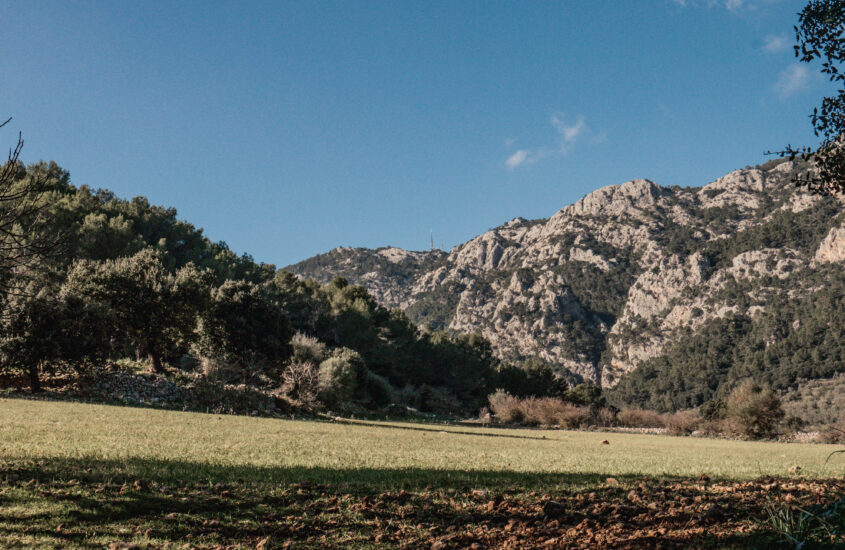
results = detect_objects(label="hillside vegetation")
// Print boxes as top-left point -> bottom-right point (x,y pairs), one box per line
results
0,162 -> 579,415
287,159 -> 845,415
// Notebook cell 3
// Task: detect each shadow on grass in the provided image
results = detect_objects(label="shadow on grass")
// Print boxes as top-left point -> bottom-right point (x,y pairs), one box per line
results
4,454 -> 642,491
0,455 -> 822,549
333,419 -> 554,441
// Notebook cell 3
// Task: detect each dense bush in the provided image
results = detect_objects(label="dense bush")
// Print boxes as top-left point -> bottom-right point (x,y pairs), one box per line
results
64,248 -> 211,373
617,408 -> 665,429
495,357 -> 569,399
359,369 -> 394,407
279,360 -> 321,409
614,408 -> 700,434
289,332 -> 328,365
487,391 -> 610,428
197,280 -> 293,373
318,348 -> 363,407
724,380 -> 784,439
664,410 -> 700,435
488,390 -> 525,423
818,426 -> 845,444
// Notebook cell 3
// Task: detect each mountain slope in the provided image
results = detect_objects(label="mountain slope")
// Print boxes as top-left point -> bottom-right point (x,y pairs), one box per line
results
286,159 -> 845,402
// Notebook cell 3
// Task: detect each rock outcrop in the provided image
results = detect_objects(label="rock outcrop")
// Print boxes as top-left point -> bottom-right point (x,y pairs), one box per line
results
286,159 -> 845,386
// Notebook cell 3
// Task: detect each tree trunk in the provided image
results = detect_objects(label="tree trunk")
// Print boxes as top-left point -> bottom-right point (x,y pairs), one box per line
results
147,349 -> 166,375
29,362 -> 42,393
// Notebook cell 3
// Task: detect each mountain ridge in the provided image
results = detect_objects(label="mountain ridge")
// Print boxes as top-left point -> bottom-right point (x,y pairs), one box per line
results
286,159 -> 845,404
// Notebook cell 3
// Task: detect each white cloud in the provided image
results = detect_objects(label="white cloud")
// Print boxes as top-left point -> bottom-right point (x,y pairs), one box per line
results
505,150 -> 530,169
504,113 -> 603,169
551,113 -> 585,145
763,34 -> 789,53
774,64 -> 811,98
671,0 -> 763,11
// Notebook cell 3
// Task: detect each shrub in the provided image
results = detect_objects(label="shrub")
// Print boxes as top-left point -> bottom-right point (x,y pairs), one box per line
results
664,410 -> 700,435
416,384 -> 462,414
564,383 -> 606,408
699,398 -> 726,421
783,415 -> 806,434
520,397 -> 561,426
318,348 -> 362,406
281,360 -> 321,409
488,391 -> 606,428
594,406 -> 617,427
818,416 -> 845,444
617,408 -> 666,429
395,385 -> 421,409
197,280 -> 293,373
818,428 -> 845,444
290,332 -> 327,365
199,356 -> 249,385
724,380 -> 785,439
488,390 -> 525,423
556,404 -> 595,429
698,418 -> 729,437
361,369 -> 394,407
187,376 -> 276,415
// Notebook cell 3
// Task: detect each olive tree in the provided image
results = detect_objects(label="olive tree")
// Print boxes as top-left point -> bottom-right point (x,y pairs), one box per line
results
196,280 -> 293,374
64,248 -> 211,373
0,284 -> 108,392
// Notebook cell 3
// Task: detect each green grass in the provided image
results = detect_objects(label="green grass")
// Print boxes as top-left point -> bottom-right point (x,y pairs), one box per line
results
1,398 -> 844,548
1,398 -> 842,487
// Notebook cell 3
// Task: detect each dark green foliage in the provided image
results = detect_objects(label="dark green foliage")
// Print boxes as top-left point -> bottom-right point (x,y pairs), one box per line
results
699,197 -> 842,273
413,332 -> 499,407
287,246 -> 447,287
359,369 -> 394,407
63,248 -> 212,373
774,0 -> 845,194
318,348 -> 362,406
37,169 -> 274,283
610,267 -> 845,411
563,383 -> 607,408
0,286 -> 108,392
495,357 -> 569,399
404,281 -> 464,330
197,280 -> 293,372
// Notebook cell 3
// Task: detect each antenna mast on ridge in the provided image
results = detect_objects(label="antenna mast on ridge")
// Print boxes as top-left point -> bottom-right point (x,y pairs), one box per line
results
430,229 -> 434,251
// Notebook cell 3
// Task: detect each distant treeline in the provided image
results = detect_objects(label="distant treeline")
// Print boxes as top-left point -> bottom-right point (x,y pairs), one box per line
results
0,162 -> 587,413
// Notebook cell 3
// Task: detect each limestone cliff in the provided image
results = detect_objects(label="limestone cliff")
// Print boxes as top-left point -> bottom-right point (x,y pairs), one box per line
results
286,159 -> 844,387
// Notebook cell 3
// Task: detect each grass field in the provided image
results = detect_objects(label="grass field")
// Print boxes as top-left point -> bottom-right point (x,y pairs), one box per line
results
1,398 -> 844,549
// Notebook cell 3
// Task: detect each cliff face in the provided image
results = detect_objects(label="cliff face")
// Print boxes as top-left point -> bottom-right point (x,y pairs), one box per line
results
286,159 -> 845,386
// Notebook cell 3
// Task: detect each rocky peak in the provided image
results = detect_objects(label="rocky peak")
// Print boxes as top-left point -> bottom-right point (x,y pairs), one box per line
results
287,161 -> 845,388
697,169 -> 765,211
815,224 -> 845,264
559,179 -> 665,219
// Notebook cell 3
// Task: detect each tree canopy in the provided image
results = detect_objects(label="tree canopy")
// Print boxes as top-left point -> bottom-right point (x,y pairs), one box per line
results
777,0 -> 845,194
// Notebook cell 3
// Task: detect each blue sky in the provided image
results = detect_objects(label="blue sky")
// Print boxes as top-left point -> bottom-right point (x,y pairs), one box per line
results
0,0 -> 827,266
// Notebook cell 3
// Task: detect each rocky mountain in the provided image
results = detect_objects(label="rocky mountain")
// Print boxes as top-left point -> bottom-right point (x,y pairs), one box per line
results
286,159 -> 845,405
